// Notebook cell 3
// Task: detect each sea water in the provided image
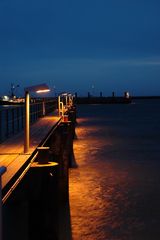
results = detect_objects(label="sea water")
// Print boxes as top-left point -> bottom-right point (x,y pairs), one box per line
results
69,99 -> 160,240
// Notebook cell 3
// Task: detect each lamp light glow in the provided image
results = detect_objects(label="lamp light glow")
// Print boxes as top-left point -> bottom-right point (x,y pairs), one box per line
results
24,83 -> 50,93
36,89 -> 50,93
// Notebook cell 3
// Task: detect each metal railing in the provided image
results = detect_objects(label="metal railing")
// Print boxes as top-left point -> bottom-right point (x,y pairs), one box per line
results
0,98 -> 57,143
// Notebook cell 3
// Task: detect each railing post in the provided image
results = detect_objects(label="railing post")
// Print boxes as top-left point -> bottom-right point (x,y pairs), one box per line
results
42,98 -> 45,116
60,102 -> 64,117
24,91 -> 30,153
58,96 -> 61,116
12,108 -> 14,135
65,95 -> 68,108
17,107 -> 20,132
0,166 -> 6,240
5,110 -> 9,138
21,106 -> 24,129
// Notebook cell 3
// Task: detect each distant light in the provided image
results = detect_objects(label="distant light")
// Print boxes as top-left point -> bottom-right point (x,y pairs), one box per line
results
2,96 -> 9,101
125,92 -> 130,98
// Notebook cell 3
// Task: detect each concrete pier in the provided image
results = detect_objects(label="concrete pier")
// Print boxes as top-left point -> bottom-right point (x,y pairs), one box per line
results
1,102 -> 77,240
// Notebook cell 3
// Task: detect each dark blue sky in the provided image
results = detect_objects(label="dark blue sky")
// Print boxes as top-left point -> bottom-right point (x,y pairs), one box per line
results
0,0 -> 160,96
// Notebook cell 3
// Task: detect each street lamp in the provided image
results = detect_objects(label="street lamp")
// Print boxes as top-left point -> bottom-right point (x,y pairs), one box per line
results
58,95 -> 64,117
58,92 -> 74,122
24,83 -> 50,153
68,93 -> 74,107
58,92 -> 68,117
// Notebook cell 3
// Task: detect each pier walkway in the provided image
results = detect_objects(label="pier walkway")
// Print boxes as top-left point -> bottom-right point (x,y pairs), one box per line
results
0,110 -> 61,201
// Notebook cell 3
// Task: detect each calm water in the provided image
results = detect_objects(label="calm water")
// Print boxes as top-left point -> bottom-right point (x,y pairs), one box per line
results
69,100 -> 160,240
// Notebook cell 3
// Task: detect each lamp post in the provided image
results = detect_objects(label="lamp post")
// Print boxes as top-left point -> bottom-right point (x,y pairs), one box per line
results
68,93 -> 73,107
24,90 -> 30,153
58,92 -> 68,117
58,95 -> 63,117
24,84 -> 50,153
58,92 -> 74,121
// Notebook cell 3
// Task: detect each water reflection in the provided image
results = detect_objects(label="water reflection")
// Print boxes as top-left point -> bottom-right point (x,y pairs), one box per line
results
69,103 -> 160,240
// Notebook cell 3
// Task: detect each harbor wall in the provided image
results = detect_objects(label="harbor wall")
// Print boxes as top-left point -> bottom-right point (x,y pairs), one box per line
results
2,106 -> 76,240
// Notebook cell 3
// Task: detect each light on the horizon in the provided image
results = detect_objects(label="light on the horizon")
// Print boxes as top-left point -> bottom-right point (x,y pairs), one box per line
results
124,91 -> 130,99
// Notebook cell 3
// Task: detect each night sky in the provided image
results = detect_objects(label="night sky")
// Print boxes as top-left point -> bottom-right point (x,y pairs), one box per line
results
0,0 -> 160,97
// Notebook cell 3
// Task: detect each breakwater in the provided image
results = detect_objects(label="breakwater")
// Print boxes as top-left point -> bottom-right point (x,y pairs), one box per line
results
75,96 -> 131,104
75,92 -> 131,104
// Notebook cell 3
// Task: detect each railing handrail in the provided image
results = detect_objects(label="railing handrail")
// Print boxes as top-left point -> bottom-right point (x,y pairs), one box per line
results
0,99 -> 57,143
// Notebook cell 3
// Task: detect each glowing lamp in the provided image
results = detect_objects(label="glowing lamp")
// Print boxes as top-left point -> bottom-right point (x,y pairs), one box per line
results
24,83 -> 50,93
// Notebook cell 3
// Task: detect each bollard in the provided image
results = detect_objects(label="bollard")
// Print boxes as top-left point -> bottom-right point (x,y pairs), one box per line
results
63,115 -> 69,122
